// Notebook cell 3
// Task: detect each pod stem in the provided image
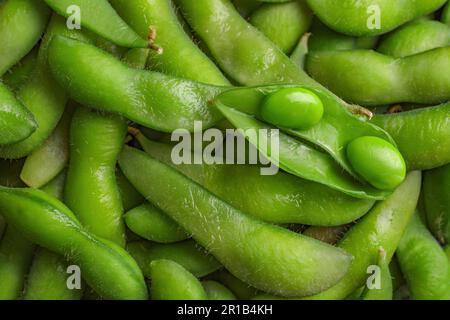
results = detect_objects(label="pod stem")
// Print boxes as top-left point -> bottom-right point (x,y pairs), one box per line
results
147,26 -> 164,54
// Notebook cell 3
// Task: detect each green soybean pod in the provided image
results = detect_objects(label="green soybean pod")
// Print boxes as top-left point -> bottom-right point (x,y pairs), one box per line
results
304,172 -> 421,300
0,82 -> 36,145
233,0 -> 261,17
127,240 -> 221,278
20,103 -> 75,188
125,203 -> 189,244
443,1 -> 450,24
202,281 -> 237,300
249,0 -> 312,54
423,164 -> 450,244
110,0 -> 230,86
23,248 -> 82,300
2,47 -> 38,91
207,270 -> 260,299
360,249 -> 393,300
0,15 -> 93,159
397,213 -> 450,300
65,107 -> 127,247
135,136 -> 375,226
47,36 -> 225,132
0,0 -> 51,76
116,168 -> 144,212
445,245 -> 450,261
377,20 -> 450,58
305,0 -> 447,36
0,225 -> 35,300
0,159 -> 34,300
0,186 -> 148,300
43,0 -> 147,48
308,20 -> 378,52
305,48 -> 450,106
371,103 -> 450,170
150,259 -> 207,300
120,146 -> 353,297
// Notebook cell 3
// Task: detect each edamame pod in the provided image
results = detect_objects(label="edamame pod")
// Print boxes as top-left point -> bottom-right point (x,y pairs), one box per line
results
0,15 -> 93,159
2,47 -> 38,91
217,103 -> 390,198
233,0 -> 261,17
47,36 -> 225,132
135,135 -> 375,225
127,240 -> 221,278
125,203 -> 189,244
23,248 -> 82,300
65,107 -> 127,246
371,103 -> 450,170
249,0 -> 312,54
304,171 -> 421,300
150,259 -> 207,300
0,187 -> 148,300
43,0 -> 147,48
305,0 -> 447,36
306,47 -> 450,106
110,0 -> 229,86
116,168 -> 144,212
423,163 -> 450,244
308,20 -> 378,52
443,1 -> 450,24
206,270 -> 260,299
397,213 -> 450,300
0,0 -> 51,76
0,82 -> 36,145
377,20 -> 450,58
119,146 -> 353,297
202,281 -> 237,300
215,85 -> 398,191
20,103 -> 75,188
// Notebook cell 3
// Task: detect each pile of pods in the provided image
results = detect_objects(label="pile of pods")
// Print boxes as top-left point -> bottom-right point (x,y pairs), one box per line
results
0,0 -> 449,300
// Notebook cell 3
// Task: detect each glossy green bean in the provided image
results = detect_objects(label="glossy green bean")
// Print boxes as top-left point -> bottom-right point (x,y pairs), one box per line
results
110,0 -> 229,86
377,20 -> 450,58
0,15 -> 92,159
2,47 -> 38,91
202,281 -> 237,300
150,259 -> 207,300
305,0 -> 447,36
40,170 -> 66,202
125,203 -> 189,244
305,172 -> 421,299
23,248 -> 82,300
371,103 -> 450,170
116,168 -> 144,212
135,136 -> 375,226
0,82 -> 36,145
249,0 -> 312,54
20,103 -> 74,188
0,0 -> 51,76
48,36 -> 225,132
306,47 -> 450,106
0,187 -> 148,299
127,240 -> 221,279
423,163 -> 450,244
43,0 -> 147,48
397,213 -> 450,300
120,146 -> 353,297
65,107 -> 127,246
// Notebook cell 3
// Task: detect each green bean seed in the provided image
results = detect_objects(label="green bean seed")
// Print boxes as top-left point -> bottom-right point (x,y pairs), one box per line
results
260,87 -> 324,130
